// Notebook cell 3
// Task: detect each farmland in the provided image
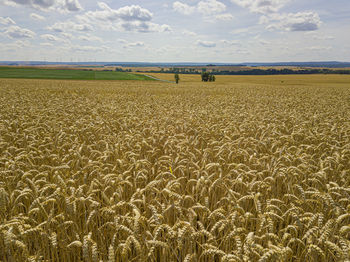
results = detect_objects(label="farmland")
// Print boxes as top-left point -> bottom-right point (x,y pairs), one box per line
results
0,67 -> 153,81
0,76 -> 350,261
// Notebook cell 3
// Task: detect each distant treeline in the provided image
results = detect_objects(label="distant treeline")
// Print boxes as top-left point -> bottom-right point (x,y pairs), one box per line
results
130,68 -> 350,75
214,68 -> 350,75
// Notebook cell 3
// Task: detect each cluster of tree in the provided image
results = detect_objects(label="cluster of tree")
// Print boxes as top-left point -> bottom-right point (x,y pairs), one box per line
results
173,72 -> 214,84
115,68 -> 132,72
138,68 -> 201,74
165,68 -> 199,73
201,72 -> 216,82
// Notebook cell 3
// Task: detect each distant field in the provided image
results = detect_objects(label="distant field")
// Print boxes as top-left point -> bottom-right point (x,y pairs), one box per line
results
0,67 -> 153,81
148,72 -> 350,85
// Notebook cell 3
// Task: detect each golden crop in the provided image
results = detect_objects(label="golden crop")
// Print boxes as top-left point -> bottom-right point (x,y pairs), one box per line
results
0,77 -> 350,261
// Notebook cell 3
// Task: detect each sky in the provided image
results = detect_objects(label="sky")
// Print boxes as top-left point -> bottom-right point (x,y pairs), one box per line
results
0,0 -> 349,63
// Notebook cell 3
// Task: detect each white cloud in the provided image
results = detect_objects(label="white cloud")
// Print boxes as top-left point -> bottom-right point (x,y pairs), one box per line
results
63,0 -> 82,12
0,0 -> 18,7
78,34 -> 103,43
4,25 -> 36,38
47,21 -> 67,32
124,41 -> 145,48
0,39 -> 30,50
117,39 -> 128,44
148,23 -> 172,33
231,28 -> 250,34
182,30 -> 197,36
1,0 -> 82,12
81,3 -> 170,33
119,21 -> 171,33
30,13 -> 45,20
70,44 -> 107,52
259,39 -> 270,45
60,32 -> 72,39
115,4 -> 152,22
305,32 -> 334,40
40,34 -> 60,41
198,0 -> 226,15
86,3 -> 153,22
0,16 -> 16,25
235,48 -> 251,54
40,42 -> 53,46
74,23 -> 93,32
230,0 -> 288,14
215,13 -> 233,21
173,1 -> 195,15
40,33 -> 67,42
173,0 -> 226,16
196,40 -> 216,47
263,12 -> 321,31
47,21 -> 93,32
220,39 -> 240,45
308,46 -> 331,51
15,0 -> 55,9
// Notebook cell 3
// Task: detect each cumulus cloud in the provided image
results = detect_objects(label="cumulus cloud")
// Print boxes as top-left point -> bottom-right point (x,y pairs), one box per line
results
47,21 -> 67,32
0,0 -> 18,7
40,42 -> 54,46
305,32 -> 334,40
47,21 -> 93,32
78,34 -> 103,43
86,3 -> 153,22
231,0 -> 321,33
307,46 -> 331,51
40,34 -> 60,41
4,25 -> 36,38
1,0 -> 82,12
196,40 -> 216,47
81,3 -> 171,33
60,32 -> 72,39
231,27 -> 250,34
263,12 -> 321,31
30,13 -> 45,20
220,39 -> 240,45
230,0 -> 288,14
70,44 -> 107,52
182,30 -> 197,36
40,33 -> 68,42
0,39 -> 30,50
235,48 -> 251,55
0,16 -> 16,25
173,0 -> 227,16
215,13 -> 234,21
117,39 -> 128,44
13,0 -> 55,9
198,0 -> 226,15
119,21 -> 171,33
63,0 -> 82,12
258,39 -> 270,45
124,41 -> 145,48
74,23 -> 93,32
115,5 -> 152,22
173,1 -> 195,15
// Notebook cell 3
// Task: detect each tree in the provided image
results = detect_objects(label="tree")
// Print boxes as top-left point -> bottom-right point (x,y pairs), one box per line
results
201,72 -> 210,82
174,73 -> 180,84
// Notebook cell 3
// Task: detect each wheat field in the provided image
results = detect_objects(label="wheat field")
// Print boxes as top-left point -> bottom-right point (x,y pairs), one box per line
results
0,76 -> 350,262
